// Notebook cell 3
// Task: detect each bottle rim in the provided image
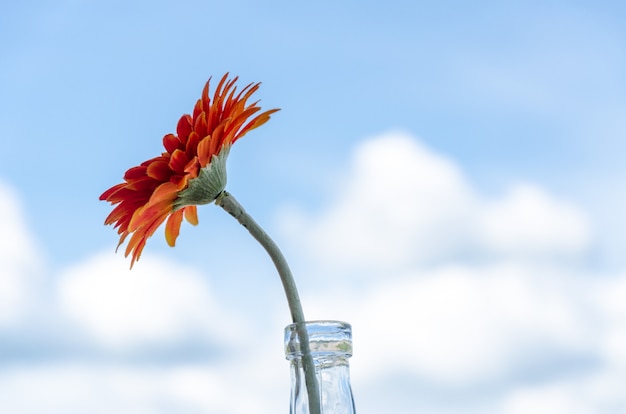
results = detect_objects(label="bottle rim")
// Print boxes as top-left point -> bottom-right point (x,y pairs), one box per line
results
284,320 -> 353,359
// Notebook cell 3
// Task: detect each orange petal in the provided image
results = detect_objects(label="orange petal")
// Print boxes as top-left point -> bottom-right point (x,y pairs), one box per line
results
126,205 -> 170,267
197,135 -> 212,167
222,81 -> 244,114
169,149 -> 189,174
236,108 -> 280,140
129,239 -> 145,268
211,74 -> 231,121
147,181 -> 179,206
208,121 -> 227,159
231,83 -> 259,114
146,160 -> 172,181
127,205 -> 147,233
128,184 -> 176,232
125,212 -> 167,264
183,156 -> 200,177
184,205 -> 198,226
214,73 -> 230,102
165,209 -> 184,247
225,106 -> 261,141
104,202 -> 135,226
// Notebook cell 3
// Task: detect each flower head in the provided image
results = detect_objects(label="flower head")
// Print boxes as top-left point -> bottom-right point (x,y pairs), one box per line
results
100,74 -> 279,267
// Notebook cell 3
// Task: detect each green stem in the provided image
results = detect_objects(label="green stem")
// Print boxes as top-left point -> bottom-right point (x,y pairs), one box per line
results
215,191 -> 321,414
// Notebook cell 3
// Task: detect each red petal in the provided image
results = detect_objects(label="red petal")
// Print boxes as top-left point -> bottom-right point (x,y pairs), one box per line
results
201,78 -> 211,113
123,166 -> 147,181
176,114 -> 193,144
193,112 -> 207,138
192,98 -> 203,121
125,176 -> 158,192
100,183 -> 126,201
185,131 -> 201,159
163,134 -> 180,154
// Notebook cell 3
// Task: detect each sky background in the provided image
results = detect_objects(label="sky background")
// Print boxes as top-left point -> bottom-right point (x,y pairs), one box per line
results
1,0 -> 626,413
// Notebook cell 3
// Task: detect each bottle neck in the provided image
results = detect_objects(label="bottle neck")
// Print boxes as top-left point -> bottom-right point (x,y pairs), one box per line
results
285,321 -> 356,414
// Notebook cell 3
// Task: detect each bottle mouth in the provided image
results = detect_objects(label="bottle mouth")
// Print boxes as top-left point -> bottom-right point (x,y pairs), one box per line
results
284,320 -> 353,359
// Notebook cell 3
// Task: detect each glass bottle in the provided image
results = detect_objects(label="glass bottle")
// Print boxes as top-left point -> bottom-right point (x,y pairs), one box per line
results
284,320 -> 356,414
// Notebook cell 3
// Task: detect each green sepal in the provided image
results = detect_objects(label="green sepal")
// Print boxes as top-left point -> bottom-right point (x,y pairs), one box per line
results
174,145 -> 230,209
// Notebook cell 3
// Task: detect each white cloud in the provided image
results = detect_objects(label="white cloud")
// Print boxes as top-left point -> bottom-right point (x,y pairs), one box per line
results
479,183 -> 590,257
497,364 -> 626,414
591,272 -> 626,369
278,132 -> 625,413
499,382 -> 593,414
307,263 -> 592,386
56,252 -> 246,350
281,132 -> 476,271
0,363 -> 286,414
0,180 -> 42,327
282,132 -> 591,273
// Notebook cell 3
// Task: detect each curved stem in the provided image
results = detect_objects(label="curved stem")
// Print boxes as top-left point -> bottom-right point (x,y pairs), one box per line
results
216,191 -> 321,414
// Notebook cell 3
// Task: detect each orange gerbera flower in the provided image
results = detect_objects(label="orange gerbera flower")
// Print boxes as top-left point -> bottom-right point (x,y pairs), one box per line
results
100,74 -> 279,267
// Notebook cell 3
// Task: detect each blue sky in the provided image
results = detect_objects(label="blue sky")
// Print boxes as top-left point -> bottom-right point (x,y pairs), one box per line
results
1,1 -> 626,413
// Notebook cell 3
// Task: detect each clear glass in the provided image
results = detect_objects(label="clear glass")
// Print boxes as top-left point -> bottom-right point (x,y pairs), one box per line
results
284,320 -> 356,414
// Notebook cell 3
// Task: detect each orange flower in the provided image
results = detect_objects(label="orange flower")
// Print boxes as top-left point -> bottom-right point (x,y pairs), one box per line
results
100,74 -> 279,267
